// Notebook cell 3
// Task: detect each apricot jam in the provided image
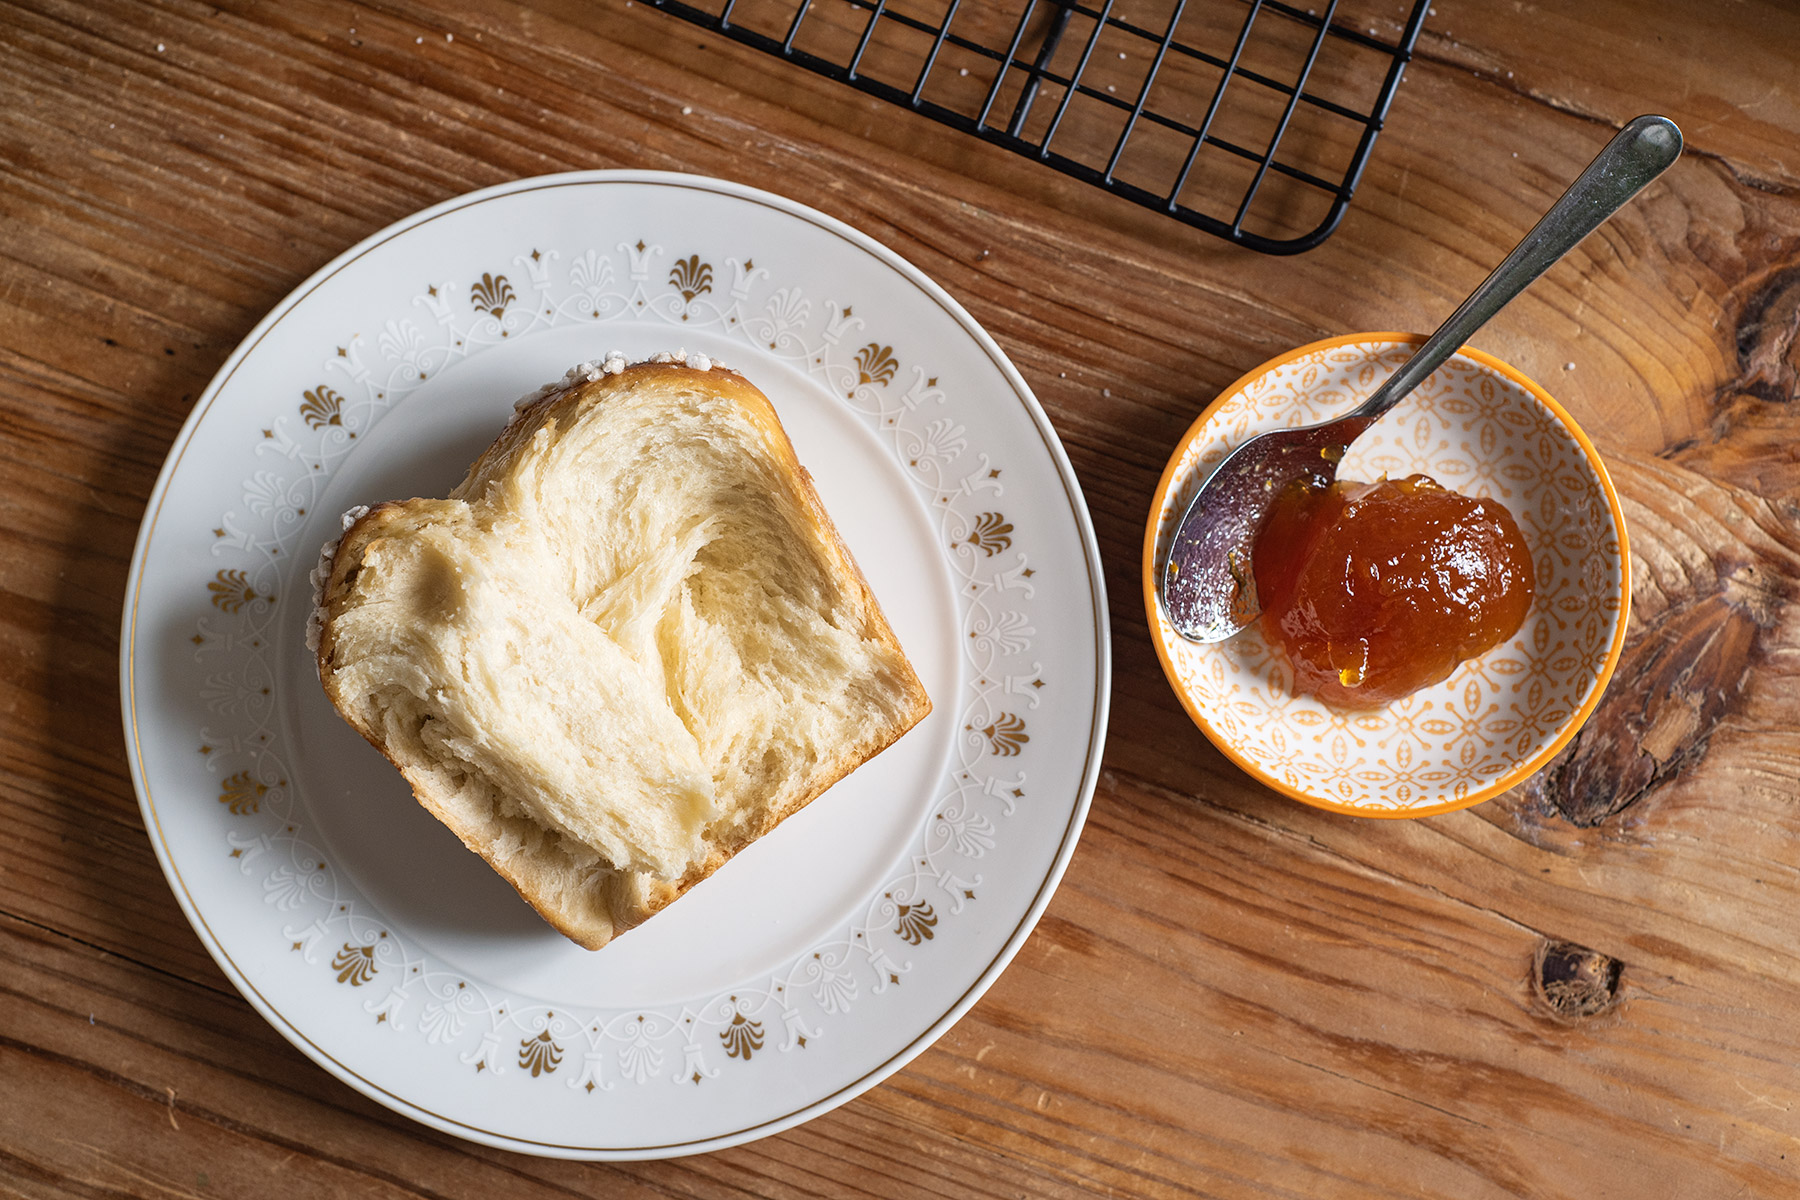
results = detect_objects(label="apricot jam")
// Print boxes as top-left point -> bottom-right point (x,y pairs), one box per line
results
1251,474 -> 1535,709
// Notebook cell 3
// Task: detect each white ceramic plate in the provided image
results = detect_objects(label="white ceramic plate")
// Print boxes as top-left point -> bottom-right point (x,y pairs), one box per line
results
121,172 -> 1109,1158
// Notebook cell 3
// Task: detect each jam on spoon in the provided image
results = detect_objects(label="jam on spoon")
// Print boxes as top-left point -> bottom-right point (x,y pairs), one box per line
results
1251,474 -> 1535,709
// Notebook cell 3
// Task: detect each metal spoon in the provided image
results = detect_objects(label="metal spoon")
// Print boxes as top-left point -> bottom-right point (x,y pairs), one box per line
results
1160,113 -> 1682,644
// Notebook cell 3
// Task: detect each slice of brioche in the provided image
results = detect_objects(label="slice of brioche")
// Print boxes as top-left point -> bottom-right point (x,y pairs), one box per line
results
313,357 -> 931,949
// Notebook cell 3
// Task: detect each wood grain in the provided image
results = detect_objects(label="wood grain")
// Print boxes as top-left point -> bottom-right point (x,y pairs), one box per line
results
5,0 -> 1800,1195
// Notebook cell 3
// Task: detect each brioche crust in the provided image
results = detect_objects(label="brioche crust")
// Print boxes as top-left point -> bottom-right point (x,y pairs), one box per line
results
315,360 -> 931,948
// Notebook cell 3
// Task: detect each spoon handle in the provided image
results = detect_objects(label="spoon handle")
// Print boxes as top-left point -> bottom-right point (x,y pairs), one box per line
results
1349,114 -> 1683,423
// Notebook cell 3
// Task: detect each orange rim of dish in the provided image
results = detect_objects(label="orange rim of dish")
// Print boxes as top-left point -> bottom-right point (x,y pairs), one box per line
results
1140,332 -> 1632,819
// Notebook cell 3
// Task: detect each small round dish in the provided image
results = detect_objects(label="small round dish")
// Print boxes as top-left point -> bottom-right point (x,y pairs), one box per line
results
1143,333 -> 1629,818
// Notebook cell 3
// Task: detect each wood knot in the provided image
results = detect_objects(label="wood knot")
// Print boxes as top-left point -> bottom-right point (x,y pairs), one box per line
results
1668,264 -> 1800,482
1527,586 -> 1762,827
1533,939 -> 1623,1023
1732,265 -> 1800,405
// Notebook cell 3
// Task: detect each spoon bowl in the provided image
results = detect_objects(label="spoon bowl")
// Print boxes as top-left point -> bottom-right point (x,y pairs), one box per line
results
1157,413 -> 1374,642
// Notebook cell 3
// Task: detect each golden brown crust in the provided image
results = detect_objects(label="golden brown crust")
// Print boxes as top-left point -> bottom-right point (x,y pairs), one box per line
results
313,361 -> 930,949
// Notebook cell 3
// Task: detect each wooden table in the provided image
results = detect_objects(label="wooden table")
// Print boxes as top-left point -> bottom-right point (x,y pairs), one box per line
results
7,1 -> 1799,1194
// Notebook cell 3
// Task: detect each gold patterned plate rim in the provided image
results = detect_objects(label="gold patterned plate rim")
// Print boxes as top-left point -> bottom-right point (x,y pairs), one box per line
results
1141,332 -> 1630,818
120,171 -> 1111,1157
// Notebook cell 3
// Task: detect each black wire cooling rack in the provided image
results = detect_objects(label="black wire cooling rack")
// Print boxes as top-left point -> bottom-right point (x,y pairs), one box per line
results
649,0 -> 1429,254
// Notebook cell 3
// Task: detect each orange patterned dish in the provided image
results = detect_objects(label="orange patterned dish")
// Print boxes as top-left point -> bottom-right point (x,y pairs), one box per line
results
1144,334 -> 1628,818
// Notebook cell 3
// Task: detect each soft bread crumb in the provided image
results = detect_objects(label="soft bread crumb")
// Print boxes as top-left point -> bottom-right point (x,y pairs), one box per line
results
314,361 -> 929,949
